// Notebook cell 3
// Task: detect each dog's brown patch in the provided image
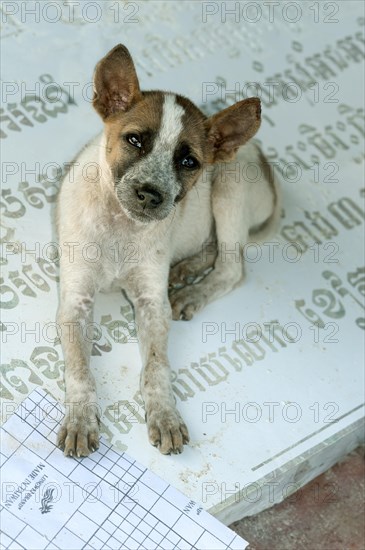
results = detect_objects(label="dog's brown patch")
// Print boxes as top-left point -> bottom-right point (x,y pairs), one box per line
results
104,91 -> 209,197
176,95 -> 208,161
104,92 -> 165,180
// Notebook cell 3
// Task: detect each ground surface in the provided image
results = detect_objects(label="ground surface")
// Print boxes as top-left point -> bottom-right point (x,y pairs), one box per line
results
229,447 -> 365,550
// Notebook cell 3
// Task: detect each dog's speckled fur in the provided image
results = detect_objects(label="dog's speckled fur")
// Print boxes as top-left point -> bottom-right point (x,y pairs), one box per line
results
56,44 -> 280,457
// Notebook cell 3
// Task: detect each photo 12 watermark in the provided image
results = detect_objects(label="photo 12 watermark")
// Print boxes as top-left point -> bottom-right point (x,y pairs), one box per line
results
201,2 -> 340,24
1,1 -> 139,25
201,400 -> 340,424
201,478 -> 340,505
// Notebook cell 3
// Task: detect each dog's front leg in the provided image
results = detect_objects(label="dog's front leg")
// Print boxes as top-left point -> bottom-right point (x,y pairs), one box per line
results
56,275 -> 100,457
127,270 -> 189,454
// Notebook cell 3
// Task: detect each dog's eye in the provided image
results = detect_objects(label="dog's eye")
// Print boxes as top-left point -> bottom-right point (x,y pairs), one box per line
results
180,155 -> 199,169
126,134 -> 142,149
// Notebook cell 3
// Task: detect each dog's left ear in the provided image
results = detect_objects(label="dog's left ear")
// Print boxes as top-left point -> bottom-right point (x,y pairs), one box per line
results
205,98 -> 261,162
93,44 -> 142,120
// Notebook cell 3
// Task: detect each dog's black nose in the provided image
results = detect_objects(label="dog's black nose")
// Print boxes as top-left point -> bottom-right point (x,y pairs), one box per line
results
135,186 -> 163,209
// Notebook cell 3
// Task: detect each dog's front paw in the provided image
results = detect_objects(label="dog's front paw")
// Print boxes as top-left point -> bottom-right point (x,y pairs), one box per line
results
147,407 -> 189,454
57,406 -> 100,458
169,285 -> 206,320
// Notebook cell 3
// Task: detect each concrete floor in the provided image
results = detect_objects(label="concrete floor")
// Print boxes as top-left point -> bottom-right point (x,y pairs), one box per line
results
229,447 -> 365,550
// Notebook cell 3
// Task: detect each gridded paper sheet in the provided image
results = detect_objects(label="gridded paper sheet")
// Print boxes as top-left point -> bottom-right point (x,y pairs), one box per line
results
0,389 -> 248,550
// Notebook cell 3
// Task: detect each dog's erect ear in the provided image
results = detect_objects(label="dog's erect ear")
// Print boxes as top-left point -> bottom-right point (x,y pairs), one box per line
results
205,98 -> 261,162
93,44 -> 142,120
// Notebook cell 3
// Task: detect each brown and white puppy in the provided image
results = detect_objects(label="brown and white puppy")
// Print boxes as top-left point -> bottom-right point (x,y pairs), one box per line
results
56,44 -> 280,457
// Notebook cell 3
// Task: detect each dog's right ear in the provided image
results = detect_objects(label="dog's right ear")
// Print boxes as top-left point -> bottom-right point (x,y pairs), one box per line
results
93,44 -> 142,120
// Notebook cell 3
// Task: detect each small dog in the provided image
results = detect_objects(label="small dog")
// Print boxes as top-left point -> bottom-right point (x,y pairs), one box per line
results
56,44 -> 280,457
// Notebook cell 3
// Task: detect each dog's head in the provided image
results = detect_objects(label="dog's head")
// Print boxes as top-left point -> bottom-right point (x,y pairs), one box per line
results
93,44 -> 261,223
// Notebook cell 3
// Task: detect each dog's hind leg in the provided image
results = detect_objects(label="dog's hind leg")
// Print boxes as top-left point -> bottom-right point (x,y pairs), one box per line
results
168,239 -> 217,288
169,179 -> 248,320
169,144 -> 279,320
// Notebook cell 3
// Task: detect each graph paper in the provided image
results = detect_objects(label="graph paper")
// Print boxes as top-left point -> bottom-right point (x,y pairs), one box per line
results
0,389 -> 248,550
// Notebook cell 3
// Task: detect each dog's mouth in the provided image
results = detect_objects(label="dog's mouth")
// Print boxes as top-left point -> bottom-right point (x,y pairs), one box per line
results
115,189 -> 174,223
124,205 -> 172,223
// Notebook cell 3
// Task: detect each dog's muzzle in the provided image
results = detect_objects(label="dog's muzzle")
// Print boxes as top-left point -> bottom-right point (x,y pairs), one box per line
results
134,184 -> 164,209
115,180 -> 174,223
